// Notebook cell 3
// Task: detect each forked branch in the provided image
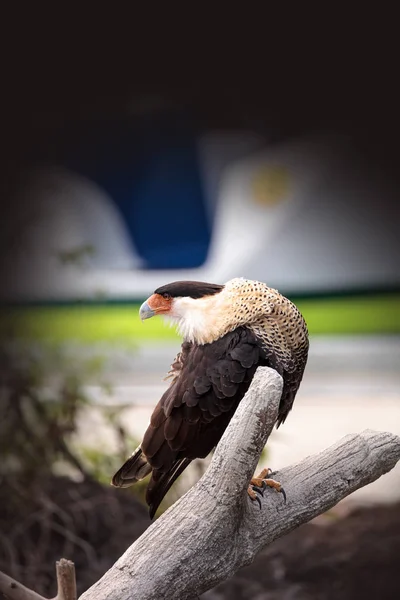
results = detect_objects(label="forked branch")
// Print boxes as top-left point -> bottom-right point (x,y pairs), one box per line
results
78,367 -> 400,600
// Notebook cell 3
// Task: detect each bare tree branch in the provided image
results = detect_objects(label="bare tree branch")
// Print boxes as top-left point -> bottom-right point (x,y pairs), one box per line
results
55,559 -> 76,600
0,569 -> 47,600
0,559 -> 76,600
78,367 -> 400,600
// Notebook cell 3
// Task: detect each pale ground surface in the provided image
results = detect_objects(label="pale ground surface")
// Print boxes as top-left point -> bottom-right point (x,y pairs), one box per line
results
76,336 -> 400,509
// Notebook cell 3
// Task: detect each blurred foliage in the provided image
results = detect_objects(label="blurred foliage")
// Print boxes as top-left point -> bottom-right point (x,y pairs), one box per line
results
1,293 -> 399,346
75,406 -> 151,508
0,341 -> 152,594
1,345 -> 92,481
0,340 -> 207,517
0,343 -> 137,493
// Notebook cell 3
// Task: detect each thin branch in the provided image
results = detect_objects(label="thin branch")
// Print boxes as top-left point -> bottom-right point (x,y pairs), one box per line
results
0,559 -> 76,600
0,569 -> 46,600
78,367 -> 400,600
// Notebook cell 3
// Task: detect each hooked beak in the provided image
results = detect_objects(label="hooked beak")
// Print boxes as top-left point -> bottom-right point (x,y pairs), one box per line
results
139,300 -> 156,321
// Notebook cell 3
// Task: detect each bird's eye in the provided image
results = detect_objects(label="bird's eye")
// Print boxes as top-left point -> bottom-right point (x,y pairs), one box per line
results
162,293 -> 171,300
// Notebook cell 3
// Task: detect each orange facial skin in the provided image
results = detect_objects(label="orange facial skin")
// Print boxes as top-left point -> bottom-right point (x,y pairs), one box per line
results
139,294 -> 173,320
147,293 -> 173,315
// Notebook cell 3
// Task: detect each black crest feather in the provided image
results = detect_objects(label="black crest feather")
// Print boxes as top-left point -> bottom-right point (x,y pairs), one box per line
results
154,281 -> 223,299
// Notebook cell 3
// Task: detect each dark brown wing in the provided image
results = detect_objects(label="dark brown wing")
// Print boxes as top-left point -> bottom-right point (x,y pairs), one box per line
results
142,325 -> 308,517
142,326 -> 265,517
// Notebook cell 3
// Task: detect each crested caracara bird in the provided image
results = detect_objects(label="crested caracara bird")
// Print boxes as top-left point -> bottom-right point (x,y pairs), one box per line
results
112,278 -> 309,518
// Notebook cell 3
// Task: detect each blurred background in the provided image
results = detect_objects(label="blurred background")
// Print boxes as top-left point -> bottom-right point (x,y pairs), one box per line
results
1,22 -> 400,599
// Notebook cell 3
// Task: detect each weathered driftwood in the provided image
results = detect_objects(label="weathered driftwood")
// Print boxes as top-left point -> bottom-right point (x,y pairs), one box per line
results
77,367 -> 400,600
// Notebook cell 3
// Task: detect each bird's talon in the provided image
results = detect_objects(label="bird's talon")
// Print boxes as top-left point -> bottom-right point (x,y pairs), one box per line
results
247,484 -> 263,508
249,468 -> 286,505
253,485 -> 265,497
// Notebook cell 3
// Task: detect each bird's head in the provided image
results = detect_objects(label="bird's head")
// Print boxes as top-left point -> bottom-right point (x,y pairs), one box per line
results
139,280 -> 225,343
138,277 -> 278,344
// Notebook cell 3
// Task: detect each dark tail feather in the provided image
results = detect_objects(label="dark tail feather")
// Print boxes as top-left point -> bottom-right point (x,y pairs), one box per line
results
111,446 -> 152,488
147,458 -> 192,519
